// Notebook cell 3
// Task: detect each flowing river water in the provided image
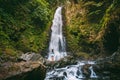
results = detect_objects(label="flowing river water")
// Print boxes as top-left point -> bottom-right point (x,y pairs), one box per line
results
45,61 -> 98,80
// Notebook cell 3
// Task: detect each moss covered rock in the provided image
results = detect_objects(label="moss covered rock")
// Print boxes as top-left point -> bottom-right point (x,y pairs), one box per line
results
63,0 -> 120,56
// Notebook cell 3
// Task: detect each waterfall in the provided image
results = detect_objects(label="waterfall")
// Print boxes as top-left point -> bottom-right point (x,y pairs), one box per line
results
45,6 -> 98,80
48,7 -> 67,61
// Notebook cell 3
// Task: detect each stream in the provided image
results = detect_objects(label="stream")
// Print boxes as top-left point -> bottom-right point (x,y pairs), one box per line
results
45,61 -> 98,80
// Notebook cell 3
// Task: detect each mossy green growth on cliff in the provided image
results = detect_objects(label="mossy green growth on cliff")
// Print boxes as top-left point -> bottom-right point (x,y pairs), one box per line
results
64,0 -> 120,55
0,0 -> 53,56
100,0 -> 120,53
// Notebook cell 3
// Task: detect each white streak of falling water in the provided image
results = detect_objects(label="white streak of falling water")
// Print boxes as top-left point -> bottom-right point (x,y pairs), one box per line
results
48,7 -> 67,61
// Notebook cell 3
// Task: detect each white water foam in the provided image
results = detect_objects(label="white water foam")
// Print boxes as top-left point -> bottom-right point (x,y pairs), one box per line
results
45,61 -> 98,80
48,7 -> 67,61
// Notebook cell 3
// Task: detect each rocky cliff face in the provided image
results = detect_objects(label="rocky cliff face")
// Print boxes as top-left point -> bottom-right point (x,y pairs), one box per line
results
63,0 -> 120,56
0,53 -> 46,80
0,61 -> 46,80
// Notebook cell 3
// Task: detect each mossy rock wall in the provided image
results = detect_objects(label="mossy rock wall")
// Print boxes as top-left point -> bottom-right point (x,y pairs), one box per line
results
0,0 -> 54,56
63,0 -> 120,55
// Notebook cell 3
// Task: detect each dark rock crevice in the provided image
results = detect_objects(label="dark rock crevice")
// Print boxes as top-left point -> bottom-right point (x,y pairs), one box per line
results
103,22 -> 119,54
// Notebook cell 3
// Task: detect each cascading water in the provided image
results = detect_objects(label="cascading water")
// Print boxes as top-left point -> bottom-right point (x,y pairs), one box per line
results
45,61 -> 98,80
45,7 -> 98,80
48,7 -> 67,61
89,66 -> 98,78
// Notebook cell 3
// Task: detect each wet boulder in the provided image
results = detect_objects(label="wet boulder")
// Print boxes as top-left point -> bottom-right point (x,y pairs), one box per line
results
45,55 -> 77,69
18,52 -> 45,63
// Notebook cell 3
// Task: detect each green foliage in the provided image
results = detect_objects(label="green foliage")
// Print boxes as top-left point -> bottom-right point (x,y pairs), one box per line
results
100,0 -> 120,29
65,0 -> 120,54
0,0 -> 52,56
46,0 -> 67,7
31,0 -> 51,27
74,52 -> 90,59
0,0 -> 119,57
